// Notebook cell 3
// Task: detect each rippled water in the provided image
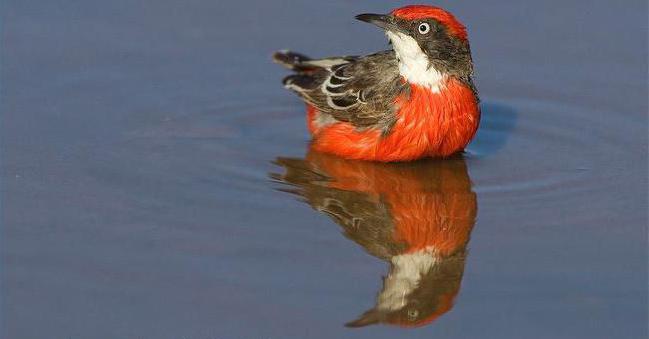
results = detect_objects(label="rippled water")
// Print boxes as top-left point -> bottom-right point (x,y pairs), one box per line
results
2,0 -> 647,338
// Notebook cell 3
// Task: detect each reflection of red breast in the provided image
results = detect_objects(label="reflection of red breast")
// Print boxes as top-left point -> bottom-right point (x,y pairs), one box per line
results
305,150 -> 476,256
273,150 -> 477,328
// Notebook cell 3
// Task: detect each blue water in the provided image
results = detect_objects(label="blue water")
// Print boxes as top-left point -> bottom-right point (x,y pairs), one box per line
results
1,1 -> 647,338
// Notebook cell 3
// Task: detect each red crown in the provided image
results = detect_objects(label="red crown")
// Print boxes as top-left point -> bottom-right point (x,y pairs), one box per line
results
392,5 -> 468,41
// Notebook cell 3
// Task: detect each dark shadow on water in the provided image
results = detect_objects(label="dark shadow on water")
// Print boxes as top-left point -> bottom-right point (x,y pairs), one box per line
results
270,150 -> 478,329
468,102 -> 518,156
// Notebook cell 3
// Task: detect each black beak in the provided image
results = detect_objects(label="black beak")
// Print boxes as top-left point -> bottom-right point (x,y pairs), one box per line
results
355,13 -> 401,32
345,308 -> 382,328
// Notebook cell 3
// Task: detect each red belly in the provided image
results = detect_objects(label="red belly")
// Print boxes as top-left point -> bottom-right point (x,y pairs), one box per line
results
307,79 -> 480,162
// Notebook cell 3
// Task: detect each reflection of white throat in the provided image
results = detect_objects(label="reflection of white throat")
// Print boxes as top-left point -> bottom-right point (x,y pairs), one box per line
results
386,31 -> 444,93
377,251 -> 438,311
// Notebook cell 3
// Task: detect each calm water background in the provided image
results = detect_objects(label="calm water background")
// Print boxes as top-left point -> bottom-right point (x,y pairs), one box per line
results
1,0 -> 647,338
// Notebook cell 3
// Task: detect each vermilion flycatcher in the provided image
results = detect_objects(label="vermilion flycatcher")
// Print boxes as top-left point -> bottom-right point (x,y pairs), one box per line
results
274,5 -> 480,162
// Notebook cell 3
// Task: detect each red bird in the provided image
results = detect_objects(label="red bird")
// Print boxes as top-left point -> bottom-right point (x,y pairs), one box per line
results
274,5 -> 480,162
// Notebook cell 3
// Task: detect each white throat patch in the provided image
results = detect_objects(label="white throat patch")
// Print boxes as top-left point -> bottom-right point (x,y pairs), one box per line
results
386,31 -> 444,92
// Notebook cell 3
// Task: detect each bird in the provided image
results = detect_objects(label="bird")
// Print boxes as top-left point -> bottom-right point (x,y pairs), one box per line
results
273,5 -> 480,162
271,151 -> 477,327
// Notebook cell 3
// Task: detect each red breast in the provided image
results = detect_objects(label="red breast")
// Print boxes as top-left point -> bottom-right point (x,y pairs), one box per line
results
308,78 -> 480,162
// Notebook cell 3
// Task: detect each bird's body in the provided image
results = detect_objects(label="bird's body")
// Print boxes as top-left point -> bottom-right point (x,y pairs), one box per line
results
274,5 -> 480,162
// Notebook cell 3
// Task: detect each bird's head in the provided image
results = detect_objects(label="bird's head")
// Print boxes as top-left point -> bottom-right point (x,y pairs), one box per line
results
356,5 -> 473,89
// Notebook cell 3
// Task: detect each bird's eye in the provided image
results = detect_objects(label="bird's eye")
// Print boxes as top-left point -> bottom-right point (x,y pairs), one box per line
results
408,309 -> 419,320
417,23 -> 430,34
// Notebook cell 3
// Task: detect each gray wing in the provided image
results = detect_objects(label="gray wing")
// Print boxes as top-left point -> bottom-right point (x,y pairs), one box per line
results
274,50 -> 407,131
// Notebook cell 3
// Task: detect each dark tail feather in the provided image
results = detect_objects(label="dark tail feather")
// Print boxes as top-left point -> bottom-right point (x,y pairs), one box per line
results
282,74 -> 318,92
272,50 -> 316,72
274,50 -> 355,92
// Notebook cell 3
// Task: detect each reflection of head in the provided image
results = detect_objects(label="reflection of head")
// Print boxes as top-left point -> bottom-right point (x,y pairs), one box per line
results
347,250 -> 466,328
272,150 -> 477,328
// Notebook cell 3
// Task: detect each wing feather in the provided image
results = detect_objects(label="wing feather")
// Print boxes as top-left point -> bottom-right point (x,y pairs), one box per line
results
279,50 -> 406,131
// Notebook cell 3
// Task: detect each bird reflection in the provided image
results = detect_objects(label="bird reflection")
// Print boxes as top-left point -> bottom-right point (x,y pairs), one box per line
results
270,150 -> 477,328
